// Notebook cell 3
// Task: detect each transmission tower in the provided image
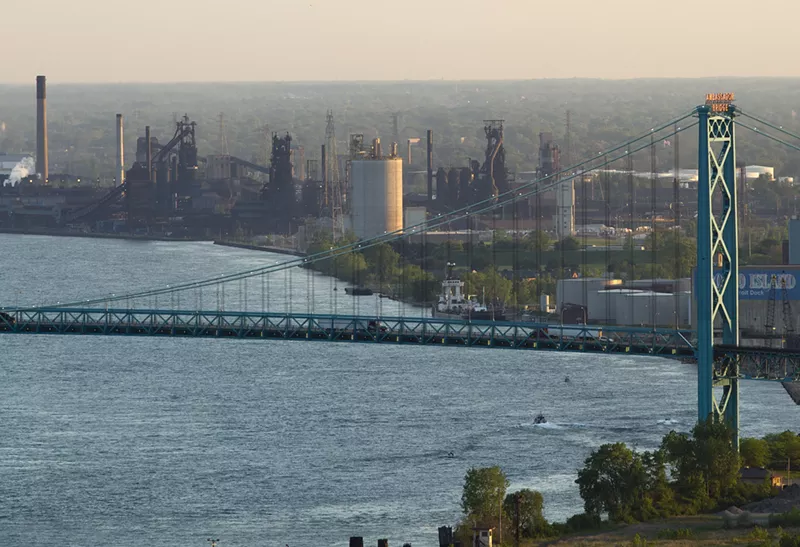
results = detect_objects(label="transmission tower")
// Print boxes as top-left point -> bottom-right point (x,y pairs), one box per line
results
325,110 -> 344,241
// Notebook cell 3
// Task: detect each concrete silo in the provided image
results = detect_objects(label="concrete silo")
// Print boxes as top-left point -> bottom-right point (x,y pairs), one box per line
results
349,156 -> 403,240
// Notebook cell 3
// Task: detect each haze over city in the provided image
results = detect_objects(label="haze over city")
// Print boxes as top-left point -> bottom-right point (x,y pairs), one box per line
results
4,0 -> 800,83
3,0 -> 800,544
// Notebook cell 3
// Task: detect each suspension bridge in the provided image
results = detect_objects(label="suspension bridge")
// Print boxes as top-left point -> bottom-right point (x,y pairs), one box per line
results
2,99 -> 800,445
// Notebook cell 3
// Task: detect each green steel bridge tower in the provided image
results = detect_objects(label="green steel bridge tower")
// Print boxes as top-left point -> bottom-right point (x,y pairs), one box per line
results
696,99 -> 740,445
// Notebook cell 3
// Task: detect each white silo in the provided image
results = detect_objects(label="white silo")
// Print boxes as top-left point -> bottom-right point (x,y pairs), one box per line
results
350,157 -> 403,239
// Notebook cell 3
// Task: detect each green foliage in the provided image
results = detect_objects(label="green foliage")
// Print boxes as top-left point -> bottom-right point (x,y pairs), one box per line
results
747,526 -> 771,541
503,489 -> 549,539
740,437 -> 771,468
630,533 -> 649,547
780,531 -> 800,547
661,418 -> 740,508
656,527 -> 694,540
563,512 -> 603,532
462,267 -> 513,305
645,228 -> 697,278
523,230 -> 552,252
770,508 -> 800,528
461,466 -> 509,526
763,431 -> 800,468
554,236 -> 581,252
576,442 -> 655,522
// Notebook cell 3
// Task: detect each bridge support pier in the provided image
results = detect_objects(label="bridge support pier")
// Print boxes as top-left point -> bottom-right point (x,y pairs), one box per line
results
696,104 -> 740,447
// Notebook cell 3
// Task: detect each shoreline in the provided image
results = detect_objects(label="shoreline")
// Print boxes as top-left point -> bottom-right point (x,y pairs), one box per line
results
0,228 -> 206,243
213,240 -> 306,257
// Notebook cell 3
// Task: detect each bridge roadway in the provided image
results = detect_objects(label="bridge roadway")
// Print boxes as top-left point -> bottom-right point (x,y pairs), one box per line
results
1,308 -> 797,382
1,306 -> 694,354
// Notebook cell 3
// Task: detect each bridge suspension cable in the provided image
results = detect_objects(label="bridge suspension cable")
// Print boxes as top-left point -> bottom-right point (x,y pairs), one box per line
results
32,112 -> 699,311
736,109 -> 800,145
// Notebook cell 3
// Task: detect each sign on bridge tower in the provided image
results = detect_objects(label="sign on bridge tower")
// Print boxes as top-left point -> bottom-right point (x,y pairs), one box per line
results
696,95 -> 740,445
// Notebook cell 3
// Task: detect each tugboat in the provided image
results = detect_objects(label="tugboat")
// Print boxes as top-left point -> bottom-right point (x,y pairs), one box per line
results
533,413 -> 547,425
431,263 -> 487,319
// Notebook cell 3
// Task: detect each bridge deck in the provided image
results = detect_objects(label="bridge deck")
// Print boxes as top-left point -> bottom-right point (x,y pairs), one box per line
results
2,308 -> 797,382
1,308 -> 695,356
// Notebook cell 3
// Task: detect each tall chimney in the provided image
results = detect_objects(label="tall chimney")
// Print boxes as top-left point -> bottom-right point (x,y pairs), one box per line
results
36,76 -> 48,183
116,114 -> 125,186
426,129 -> 433,203
145,125 -> 152,181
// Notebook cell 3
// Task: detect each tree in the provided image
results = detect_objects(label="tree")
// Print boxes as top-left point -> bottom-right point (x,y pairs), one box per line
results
503,489 -> 548,538
740,437 -> 770,468
461,466 -> 509,526
764,431 -> 800,468
523,230 -> 551,252
575,442 -> 648,522
646,228 -> 696,278
554,236 -> 581,252
363,243 -> 399,290
462,267 -> 513,305
661,419 -> 740,508
335,252 -> 368,284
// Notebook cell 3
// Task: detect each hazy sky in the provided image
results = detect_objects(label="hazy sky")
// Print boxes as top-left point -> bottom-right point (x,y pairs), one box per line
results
5,0 -> 799,83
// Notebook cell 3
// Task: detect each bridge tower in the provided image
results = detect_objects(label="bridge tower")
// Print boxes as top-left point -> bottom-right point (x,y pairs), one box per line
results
696,97 -> 739,445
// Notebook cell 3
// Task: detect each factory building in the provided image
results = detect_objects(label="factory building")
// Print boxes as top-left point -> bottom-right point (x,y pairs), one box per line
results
349,138 -> 403,240
723,266 -> 800,336
558,277 -> 693,327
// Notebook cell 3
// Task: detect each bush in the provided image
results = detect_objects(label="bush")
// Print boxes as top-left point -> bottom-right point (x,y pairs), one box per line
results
564,512 -> 603,532
770,507 -> 800,527
656,527 -> 694,540
747,526 -> 771,541
780,532 -> 800,547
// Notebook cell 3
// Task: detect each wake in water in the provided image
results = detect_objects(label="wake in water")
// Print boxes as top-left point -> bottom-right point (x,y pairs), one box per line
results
657,419 -> 681,426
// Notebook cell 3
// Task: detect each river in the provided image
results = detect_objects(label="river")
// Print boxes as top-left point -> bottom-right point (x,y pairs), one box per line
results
0,234 -> 795,547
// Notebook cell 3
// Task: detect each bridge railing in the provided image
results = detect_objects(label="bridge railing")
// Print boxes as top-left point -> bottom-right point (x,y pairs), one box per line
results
1,307 -> 697,358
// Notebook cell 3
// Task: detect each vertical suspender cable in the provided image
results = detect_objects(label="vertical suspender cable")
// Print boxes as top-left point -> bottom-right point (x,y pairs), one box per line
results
651,133 -> 657,329
673,124 -> 681,328
627,150 -> 635,326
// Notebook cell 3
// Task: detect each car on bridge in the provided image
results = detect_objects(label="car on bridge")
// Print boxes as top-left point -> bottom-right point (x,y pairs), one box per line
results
0,311 -> 16,326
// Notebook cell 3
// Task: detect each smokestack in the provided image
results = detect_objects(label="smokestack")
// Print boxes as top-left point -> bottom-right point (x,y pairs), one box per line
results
145,126 -> 152,181
116,114 -> 124,186
36,76 -> 48,183
426,129 -> 433,203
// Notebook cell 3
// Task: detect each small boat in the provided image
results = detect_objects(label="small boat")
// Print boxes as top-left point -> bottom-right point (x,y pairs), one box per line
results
345,287 -> 373,296
564,376 -> 570,383
533,413 -> 547,425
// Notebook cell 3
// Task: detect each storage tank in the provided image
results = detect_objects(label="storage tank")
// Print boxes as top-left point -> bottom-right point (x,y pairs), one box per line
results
350,157 -> 403,239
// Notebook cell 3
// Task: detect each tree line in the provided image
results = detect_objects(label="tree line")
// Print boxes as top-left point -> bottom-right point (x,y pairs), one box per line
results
454,422 -> 800,545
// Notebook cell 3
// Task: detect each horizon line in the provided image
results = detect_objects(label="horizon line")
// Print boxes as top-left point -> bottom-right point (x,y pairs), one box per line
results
3,76 -> 800,86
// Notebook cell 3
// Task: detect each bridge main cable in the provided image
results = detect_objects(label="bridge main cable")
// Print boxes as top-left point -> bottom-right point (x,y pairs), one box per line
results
36,112 -> 699,310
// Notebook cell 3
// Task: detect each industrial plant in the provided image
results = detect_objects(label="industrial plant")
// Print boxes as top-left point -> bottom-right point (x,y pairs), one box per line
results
1,76 -> 799,350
